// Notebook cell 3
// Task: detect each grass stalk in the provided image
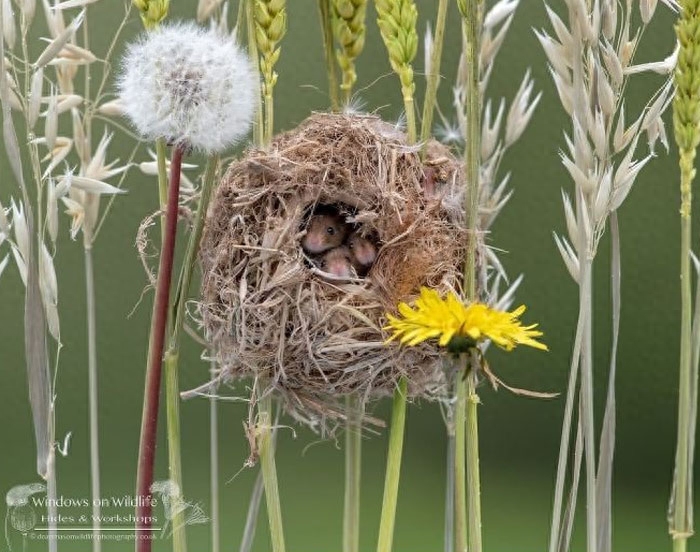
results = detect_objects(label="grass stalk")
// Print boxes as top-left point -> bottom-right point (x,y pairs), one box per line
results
164,349 -> 187,552
343,394 -> 362,552
671,149 -> 694,552
84,238 -> 102,552
376,377 -> 408,552
419,0 -> 448,149
456,1 -> 482,550
258,392 -> 286,552
210,377 -> 220,552
136,144 -> 185,552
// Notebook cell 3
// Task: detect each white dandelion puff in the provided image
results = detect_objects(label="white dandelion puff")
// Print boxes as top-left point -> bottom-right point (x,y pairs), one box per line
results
118,22 -> 256,153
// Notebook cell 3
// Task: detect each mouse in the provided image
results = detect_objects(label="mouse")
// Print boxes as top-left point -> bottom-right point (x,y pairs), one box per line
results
301,213 -> 349,254
346,232 -> 377,276
318,246 -> 355,279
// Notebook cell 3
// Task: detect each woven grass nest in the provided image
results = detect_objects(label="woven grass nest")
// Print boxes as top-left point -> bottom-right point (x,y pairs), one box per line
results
199,112 -> 469,426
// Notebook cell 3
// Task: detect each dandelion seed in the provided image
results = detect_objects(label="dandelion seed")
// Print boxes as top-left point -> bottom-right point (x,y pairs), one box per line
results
118,22 -> 256,153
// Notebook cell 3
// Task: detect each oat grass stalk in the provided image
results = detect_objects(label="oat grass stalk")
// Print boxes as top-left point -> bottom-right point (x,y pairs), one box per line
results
671,2 -> 700,546
375,0 -> 418,140
344,394 -> 362,552
136,144 -> 185,552
376,377 -> 408,552
258,391 -> 286,552
317,0 -> 340,110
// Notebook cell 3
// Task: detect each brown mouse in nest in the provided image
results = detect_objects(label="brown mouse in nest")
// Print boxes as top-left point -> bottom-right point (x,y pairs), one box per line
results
346,232 -> 377,276
301,212 -> 350,254
318,246 -> 355,279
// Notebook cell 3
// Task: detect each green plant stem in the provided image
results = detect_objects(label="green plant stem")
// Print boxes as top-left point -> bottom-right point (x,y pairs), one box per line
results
465,370 -> 482,552
264,91 -> 274,144
456,2 -> 482,551
376,377 -> 408,552
84,239 -> 102,552
164,350 -> 187,552
258,392 -> 286,552
210,377 -> 220,552
672,149 -> 695,552
344,394 -> 362,552
246,0 -> 264,148
156,138 -> 169,241
419,0 -> 448,150
317,0 -> 340,110
402,90 -> 417,145
454,372 -> 467,552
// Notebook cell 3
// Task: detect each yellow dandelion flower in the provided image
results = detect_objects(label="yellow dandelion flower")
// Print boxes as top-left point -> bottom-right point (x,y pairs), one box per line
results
384,287 -> 548,352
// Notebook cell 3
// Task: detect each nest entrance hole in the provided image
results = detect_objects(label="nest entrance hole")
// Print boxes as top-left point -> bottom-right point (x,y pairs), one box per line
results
299,202 -> 380,282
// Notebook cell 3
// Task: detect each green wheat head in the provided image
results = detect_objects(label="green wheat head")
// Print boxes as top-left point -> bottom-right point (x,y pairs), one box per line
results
674,0 -> 700,217
332,0 -> 367,96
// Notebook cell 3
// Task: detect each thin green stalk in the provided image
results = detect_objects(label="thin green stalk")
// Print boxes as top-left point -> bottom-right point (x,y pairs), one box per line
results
246,0 -> 264,147
317,0 -> 340,110
402,93 -> 417,146
454,373 -> 467,552
344,394 -> 362,552
465,371 -> 482,552
258,392 -> 286,552
672,150 -> 694,552
420,0 -> 448,149
164,350 -> 187,552
376,377 -> 408,552
210,377 -> 220,552
156,138 -> 169,231
84,240 -> 102,552
456,1 -> 482,551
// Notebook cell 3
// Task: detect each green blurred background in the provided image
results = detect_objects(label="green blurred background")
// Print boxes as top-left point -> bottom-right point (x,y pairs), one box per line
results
0,0 -> 694,550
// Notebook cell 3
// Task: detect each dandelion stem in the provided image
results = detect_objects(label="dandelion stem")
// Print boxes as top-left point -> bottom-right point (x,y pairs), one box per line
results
466,370 -> 482,552
246,0 -> 264,147
376,377 -> 407,552
84,239 -> 102,552
258,391 -> 286,552
317,0 -> 340,110
454,372 -> 467,552
136,144 -> 184,552
344,393 -> 362,552
420,0 -> 448,150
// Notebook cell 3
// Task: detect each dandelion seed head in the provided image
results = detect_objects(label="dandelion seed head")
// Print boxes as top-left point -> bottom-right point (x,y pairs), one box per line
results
118,22 -> 256,153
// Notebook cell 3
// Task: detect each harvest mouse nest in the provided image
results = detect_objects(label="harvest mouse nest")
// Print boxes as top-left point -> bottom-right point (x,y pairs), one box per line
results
198,112 -> 472,427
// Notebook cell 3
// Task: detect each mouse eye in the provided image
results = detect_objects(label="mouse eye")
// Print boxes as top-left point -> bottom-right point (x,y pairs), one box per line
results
326,226 -> 335,236
348,242 -> 354,249
320,259 -> 327,268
